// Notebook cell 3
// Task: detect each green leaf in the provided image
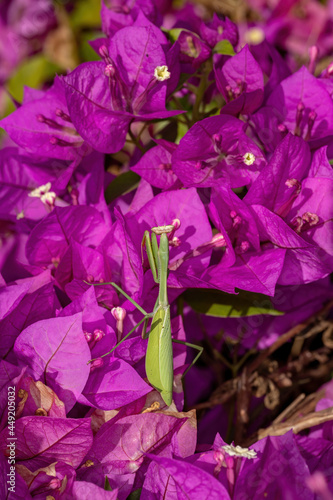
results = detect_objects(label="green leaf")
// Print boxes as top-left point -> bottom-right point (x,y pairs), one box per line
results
79,32 -> 103,62
126,489 -> 142,500
213,40 -> 235,56
7,55 -> 59,102
176,121 -> 188,144
105,171 -> 141,204
104,476 -> 112,491
162,28 -> 183,43
184,289 -> 284,317
70,0 -> 101,28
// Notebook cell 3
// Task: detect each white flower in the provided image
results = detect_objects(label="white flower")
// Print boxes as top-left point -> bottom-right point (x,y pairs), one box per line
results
154,65 -> 171,81
28,182 -> 56,206
243,152 -> 256,166
41,191 -> 56,205
16,211 -> 24,220
244,27 -> 265,45
222,444 -> 257,459
29,182 -> 52,198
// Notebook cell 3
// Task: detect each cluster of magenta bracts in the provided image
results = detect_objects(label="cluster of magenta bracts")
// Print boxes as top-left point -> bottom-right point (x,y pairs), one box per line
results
0,0 -> 57,84
0,0 -> 333,499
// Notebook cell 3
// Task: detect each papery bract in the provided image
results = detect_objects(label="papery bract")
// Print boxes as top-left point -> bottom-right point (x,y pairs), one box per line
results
0,453 -> 31,499
63,26 -> 180,154
203,247 -> 286,296
72,481 -> 119,500
16,376 -> 66,418
0,416 -> 93,471
172,115 -> 265,188
82,357 -> 151,410
0,78 -> 88,160
244,133 -> 310,215
215,44 -> 264,116
101,207 -> 144,301
16,461 -> 76,498
26,206 -> 108,268
0,279 -> 59,360
131,141 -> 180,189
14,313 -> 90,412
200,13 -> 238,48
143,454 -> 231,499
252,67 -> 333,149
78,413 -> 188,483
101,0 -> 160,37
234,432 -> 314,499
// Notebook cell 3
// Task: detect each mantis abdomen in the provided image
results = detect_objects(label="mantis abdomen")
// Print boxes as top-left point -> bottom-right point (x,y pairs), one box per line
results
145,305 -> 173,406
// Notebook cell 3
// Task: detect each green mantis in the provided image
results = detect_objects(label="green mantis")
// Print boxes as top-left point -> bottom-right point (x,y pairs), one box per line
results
88,224 -> 203,406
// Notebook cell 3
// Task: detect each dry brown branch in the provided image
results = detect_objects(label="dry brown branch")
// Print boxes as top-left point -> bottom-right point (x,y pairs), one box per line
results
246,407 -> 333,445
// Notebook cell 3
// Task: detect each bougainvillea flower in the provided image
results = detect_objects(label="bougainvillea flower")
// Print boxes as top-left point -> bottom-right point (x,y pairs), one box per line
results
92,12 -> 180,97
16,376 -> 66,418
125,188 -> 213,284
69,149 -> 111,224
143,454 -> 231,499
172,115 -> 266,188
210,185 -> 260,257
0,453 -> 31,499
0,416 -> 93,471
72,481 -> 119,499
249,204 -> 332,285
199,13 -> 238,48
26,205 -> 108,269
14,313 -> 91,412
55,241 -> 118,308
252,66 -> 333,150
0,273 -> 59,361
63,26 -> 181,154
101,0 -> 160,37
77,413 -> 189,487
131,140 -> 181,189
16,461 -> 76,498
0,78 -> 89,161
249,40 -> 291,99
307,146 -> 333,180
234,431 -> 315,499
101,207 -> 144,301
215,44 -> 264,116
0,147 -> 76,222
176,30 -> 211,73
286,177 -> 333,261
82,357 -> 151,410
4,0 -> 56,40
0,360 -> 26,433
274,177 -> 333,284
244,133 -> 311,216
0,25 -> 24,83
203,247 -> 286,296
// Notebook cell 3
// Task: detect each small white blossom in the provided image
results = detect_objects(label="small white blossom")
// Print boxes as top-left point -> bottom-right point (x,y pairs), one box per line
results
245,27 -> 265,45
243,152 -> 256,166
29,182 -> 56,206
41,191 -> 56,206
29,182 -> 52,198
222,444 -> 257,459
154,65 -> 171,81
16,211 -> 24,220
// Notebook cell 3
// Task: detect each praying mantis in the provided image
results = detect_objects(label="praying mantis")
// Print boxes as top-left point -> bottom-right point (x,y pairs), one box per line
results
87,224 -> 203,406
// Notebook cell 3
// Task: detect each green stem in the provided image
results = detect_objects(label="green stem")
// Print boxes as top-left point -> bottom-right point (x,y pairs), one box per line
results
191,71 -> 208,125
128,126 -> 145,153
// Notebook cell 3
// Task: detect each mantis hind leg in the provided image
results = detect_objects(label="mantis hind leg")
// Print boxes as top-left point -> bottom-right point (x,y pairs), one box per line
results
172,339 -> 203,377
